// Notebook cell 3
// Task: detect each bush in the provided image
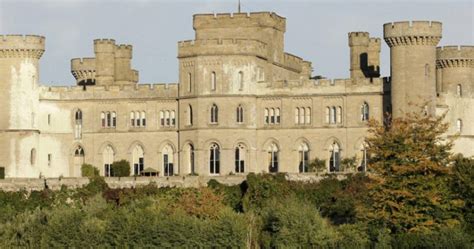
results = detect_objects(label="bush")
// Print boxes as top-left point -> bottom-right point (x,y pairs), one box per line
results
260,197 -> 339,248
390,227 -> 473,249
111,160 -> 130,177
309,158 -> 326,172
81,164 -> 99,177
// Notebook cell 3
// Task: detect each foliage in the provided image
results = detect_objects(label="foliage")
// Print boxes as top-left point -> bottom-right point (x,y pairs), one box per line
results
207,179 -> 243,211
365,109 -> 463,233
241,173 -> 290,212
308,157 -> 326,172
451,155 -> 474,232
341,156 -> 357,172
260,197 -> 339,248
111,160 -> 130,177
80,164 -> 99,178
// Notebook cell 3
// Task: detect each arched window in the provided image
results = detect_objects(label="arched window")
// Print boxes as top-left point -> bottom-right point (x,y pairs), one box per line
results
188,73 -> 192,92
264,108 -> 269,124
165,110 -> 170,126
211,72 -> 216,91
305,107 -> 311,124
30,148 -> 36,166
329,142 -> 341,172
74,109 -> 83,139
141,111 -> 146,127
187,105 -> 193,126
269,108 -> 275,124
457,84 -> 462,97
268,143 -> 279,173
210,104 -> 218,123
106,112 -> 111,127
456,119 -> 463,133
236,105 -> 244,123
209,143 -> 220,174
330,107 -> 336,124
103,145 -> 114,177
74,146 -> 85,157
326,107 -> 330,124
361,102 -> 369,121
171,111 -> 176,126
299,107 -> 305,124
295,108 -> 300,124
337,106 -> 342,124
112,112 -> 117,127
235,143 -> 246,173
275,108 -> 281,124
163,145 -> 174,176
130,112 -> 135,127
101,112 -> 106,128
132,145 -> 145,176
238,71 -> 244,90
160,111 -> 164,126
424,64 -> 430,77
298,143 -> 309,173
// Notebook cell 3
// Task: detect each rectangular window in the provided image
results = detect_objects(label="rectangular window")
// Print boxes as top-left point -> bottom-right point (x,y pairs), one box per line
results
47,154 -> 52,167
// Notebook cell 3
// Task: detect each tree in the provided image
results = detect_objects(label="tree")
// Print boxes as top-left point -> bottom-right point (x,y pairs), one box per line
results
451,155 -> 474,232
81,164 -> 99,177
111,160 -> 130,177
364,108 -> 463,233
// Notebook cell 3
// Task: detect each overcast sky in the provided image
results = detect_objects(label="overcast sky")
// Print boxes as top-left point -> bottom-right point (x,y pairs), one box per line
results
0,0 -> 473,86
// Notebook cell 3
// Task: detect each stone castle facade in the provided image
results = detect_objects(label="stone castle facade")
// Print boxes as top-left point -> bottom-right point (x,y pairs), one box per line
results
0,12 -> 472,178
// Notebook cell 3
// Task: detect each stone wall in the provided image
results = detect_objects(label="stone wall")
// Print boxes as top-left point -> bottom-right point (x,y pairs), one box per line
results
0,173 -> 349,192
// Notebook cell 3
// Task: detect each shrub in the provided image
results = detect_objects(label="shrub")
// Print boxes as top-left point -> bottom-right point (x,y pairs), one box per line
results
260,197 -> 339,248
81,164 -> 99,177
111,160 -> 130,177
340,156 -> 357,172
308,158 -> 326,172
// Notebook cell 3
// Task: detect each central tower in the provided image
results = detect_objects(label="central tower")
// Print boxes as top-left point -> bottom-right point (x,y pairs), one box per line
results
384,21 -> 442,117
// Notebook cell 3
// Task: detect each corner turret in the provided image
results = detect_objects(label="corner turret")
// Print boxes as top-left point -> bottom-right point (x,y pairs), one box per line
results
384,21 -> 442,117
348,32 -> 380,79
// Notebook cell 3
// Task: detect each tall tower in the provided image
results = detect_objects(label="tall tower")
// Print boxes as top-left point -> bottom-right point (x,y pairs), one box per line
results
348,32 -> 381,79
0,35 -> 45,177
94,39 -> 116,86
384,21 -> 442,117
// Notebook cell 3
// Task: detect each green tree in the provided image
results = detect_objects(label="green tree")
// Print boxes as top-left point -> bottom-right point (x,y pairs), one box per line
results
365,109 -> 463,233
451,155 -> 474,232
81,164 -> 99,177
111,160 -> 131,177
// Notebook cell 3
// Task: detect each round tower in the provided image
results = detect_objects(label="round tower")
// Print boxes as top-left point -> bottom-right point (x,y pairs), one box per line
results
94,39 -> 116,86
0,35 -> 45,177
384,21 -> 442,117
436,46 -> 474,95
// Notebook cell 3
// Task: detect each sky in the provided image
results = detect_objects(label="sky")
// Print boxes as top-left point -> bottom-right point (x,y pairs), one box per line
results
0,0 -> 473,86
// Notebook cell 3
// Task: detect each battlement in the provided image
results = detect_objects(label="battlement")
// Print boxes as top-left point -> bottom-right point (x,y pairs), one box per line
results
282,52 -> 303,72
348,32 -> 369,46
115,44 -> 133,58
384,21 -> 442,38
437,45 -> 474,59
193,12 -> 286,32
71,57 -> 96,71
0,35 -> 45,50
94,38 -> 116,53
39,83 -> 179,100
177,38 -> 267,58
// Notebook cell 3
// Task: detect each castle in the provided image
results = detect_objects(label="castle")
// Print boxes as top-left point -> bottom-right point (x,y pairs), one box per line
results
0,12 -> 472,178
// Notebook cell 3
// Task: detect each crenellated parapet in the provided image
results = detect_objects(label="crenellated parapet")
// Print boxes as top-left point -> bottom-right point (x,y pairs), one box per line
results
282,53 -> 303,72
384,21 -> 442,47
0,35 -> 45,59
193,12 -> 286,32
39,83 -> 178,100
177,38 -> 267,58
436,46 -> 474,68
71,58 -> 96,82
